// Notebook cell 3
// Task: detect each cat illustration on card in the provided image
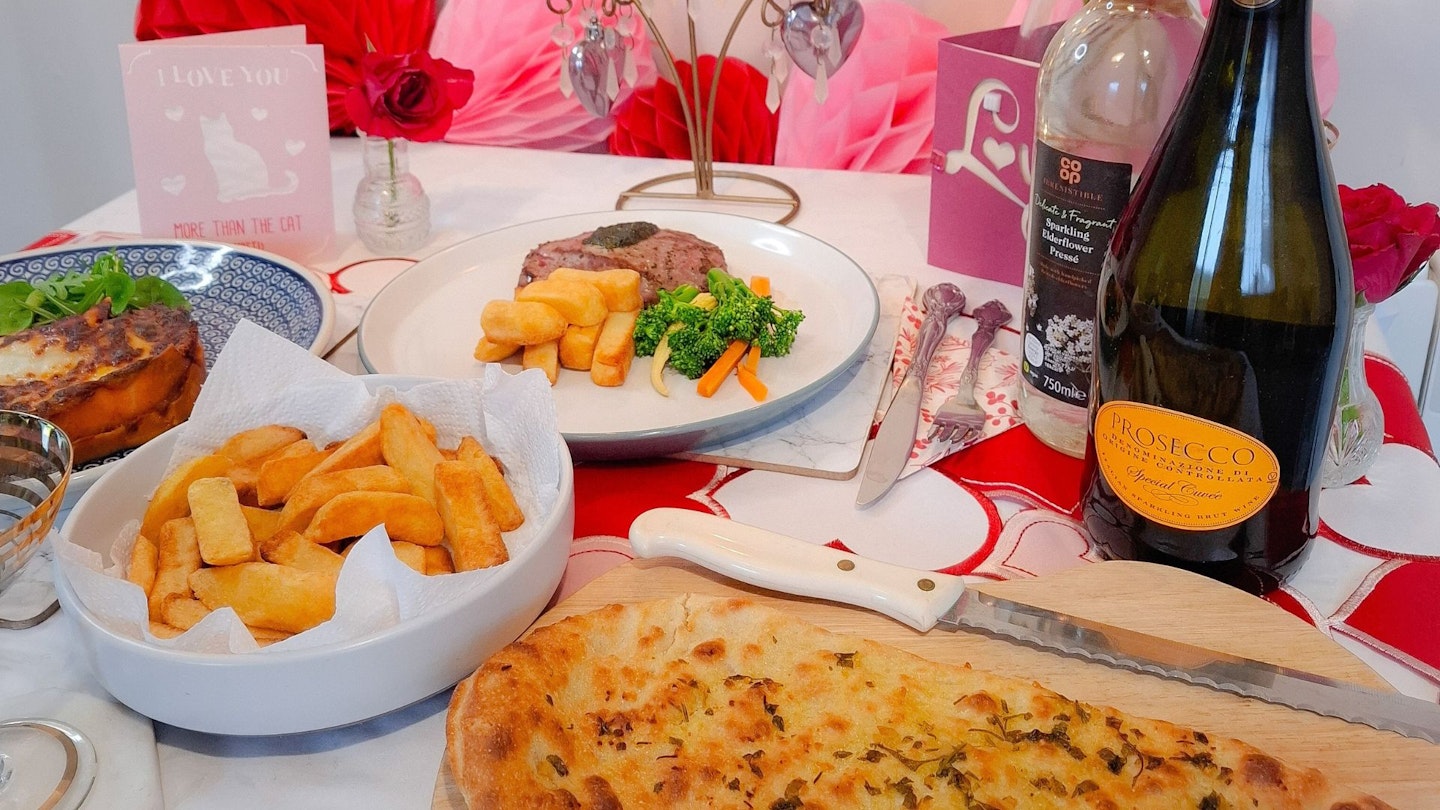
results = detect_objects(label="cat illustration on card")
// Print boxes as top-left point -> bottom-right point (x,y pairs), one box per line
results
199,112 -> 298,202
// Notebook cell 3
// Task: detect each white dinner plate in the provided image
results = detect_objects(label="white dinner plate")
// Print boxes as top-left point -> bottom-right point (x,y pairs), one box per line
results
357,210 -> 879,459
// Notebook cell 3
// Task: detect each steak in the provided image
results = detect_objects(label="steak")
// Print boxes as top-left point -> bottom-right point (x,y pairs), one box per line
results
519,222 -> 727,305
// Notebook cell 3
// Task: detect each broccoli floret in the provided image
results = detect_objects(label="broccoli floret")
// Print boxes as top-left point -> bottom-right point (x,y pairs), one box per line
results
633,284 -> 702,356
664,322 -> 727,379
704,268 -> 805,357
754,306 -> 805,357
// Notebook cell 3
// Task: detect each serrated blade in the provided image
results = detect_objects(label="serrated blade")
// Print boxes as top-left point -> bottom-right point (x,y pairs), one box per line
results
942,590 -> 1440,743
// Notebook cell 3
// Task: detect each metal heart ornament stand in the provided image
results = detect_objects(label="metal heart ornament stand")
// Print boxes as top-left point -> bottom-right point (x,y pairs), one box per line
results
544,0 -> 864,224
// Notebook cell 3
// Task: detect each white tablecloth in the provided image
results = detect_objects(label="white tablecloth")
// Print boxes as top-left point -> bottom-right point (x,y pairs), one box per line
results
6,139 -> 1432,809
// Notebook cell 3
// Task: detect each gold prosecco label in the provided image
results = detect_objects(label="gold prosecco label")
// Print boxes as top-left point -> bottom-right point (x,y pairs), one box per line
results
1231,0 -> 1279,8
1093,402 -> 1280,530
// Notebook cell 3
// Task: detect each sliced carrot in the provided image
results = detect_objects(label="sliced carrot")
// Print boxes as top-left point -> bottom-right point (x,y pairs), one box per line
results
736,362 -> 768,401
743,342 -> 761,374
696,340 -> 749,398
749,276 -> 771,296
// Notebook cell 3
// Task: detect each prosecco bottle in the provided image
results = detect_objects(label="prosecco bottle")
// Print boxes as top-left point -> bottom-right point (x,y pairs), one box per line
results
1081,0 -> 1352,593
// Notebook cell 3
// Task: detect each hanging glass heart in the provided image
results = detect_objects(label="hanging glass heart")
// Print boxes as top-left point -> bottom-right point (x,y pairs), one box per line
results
781,0 -> 864,80
569,17 -> 623,118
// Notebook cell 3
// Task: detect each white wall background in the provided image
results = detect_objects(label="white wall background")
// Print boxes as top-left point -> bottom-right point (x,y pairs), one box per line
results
0,0 -> 136,253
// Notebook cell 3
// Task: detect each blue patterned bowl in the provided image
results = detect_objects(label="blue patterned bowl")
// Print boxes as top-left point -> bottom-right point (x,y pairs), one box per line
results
0,240 -> 334,490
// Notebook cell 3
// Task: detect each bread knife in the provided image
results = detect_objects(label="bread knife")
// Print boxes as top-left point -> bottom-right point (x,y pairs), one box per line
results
628,507 -> 1440,743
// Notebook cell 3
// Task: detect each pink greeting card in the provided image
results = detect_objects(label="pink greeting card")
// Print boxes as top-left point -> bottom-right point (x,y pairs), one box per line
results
119,26 -> 334,261
928,25 -> 1060,287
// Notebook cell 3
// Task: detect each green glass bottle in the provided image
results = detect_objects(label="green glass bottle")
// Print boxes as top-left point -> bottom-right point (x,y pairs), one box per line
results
1082,0 -> 1352,593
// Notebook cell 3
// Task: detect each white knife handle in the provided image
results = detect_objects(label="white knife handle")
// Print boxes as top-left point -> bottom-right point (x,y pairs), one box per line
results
628,508 -> 967,631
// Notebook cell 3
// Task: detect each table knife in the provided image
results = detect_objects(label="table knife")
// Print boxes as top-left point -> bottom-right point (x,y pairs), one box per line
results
856,283 -> 966,508
628,507 -> 1440,743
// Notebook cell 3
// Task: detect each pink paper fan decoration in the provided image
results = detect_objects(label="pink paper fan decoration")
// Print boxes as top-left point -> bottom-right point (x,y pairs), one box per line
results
429,0 -> 655,152
774,1 -> 950,174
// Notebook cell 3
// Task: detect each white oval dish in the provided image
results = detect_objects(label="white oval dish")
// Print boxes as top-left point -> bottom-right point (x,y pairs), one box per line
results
53,376 -> 573,736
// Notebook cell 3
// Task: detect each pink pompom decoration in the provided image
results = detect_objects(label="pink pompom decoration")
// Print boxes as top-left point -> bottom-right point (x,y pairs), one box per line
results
774,1 -> 950,174
429,0 -> 655,151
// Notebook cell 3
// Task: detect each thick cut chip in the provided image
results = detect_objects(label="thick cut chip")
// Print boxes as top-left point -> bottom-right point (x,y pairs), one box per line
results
433,460 -> 509,572
160,595 -> 210,630
590,309 -> 638,387
298,420 -> 385,483
188,477 -> 255,566
515,277 -> 608,326
380,403 -> 446,506
303,491 -> 445,547
240,505 -> 284,544
480,300 -> 567,345
455,437 -> 525,532
148,517 -> 202,620
473,336 -> 519,363
256,441 -> 331,506
424,545 -> 455,575
278,465 -> 411,533
217,425 -> 306,462
127,533 -> 159,595
391,540 -> 427,573
189,562 -> 336,635
522,340 -> 559,385
258,529 -> 344,578
558,323 -> 601,371
548,267 -> 643,312
140,453 -> 234,540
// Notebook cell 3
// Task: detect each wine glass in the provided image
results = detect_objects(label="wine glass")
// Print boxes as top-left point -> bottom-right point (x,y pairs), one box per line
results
0,411 -> 95,810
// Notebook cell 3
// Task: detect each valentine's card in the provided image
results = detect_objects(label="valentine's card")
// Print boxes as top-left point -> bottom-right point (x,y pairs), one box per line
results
119,26 -> 334,261
928,24 -> 1061,287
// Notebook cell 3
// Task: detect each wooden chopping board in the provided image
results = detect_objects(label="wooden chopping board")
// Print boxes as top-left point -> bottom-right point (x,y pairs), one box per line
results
435,559 -> 1438,809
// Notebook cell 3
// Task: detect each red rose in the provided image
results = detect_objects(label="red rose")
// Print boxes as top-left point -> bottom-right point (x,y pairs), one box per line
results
345,51 -> 475,142
1339,183 -> 1440,304
610,56 -> 777,165
135,0 -> 437,135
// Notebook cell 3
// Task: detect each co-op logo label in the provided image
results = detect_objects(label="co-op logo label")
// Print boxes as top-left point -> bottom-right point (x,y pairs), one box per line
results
1059,157 -> 1082,185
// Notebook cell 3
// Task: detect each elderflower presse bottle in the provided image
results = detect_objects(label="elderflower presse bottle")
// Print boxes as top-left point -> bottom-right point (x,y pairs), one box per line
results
1018,0 -> 1204,456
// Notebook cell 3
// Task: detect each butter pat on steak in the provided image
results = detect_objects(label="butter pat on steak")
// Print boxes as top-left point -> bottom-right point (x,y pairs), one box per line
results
446,596 -> 1392,810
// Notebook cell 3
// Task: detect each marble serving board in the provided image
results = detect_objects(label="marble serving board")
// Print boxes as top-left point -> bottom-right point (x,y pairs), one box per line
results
671,275 -> 913,479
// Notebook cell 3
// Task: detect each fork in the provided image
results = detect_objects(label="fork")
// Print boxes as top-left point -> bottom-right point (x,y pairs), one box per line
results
928,299 -> 1013,444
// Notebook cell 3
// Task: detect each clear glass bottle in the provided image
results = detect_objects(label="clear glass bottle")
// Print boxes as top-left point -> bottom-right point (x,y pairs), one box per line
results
353,135 -> 431,254
1018,0 -> 1204,456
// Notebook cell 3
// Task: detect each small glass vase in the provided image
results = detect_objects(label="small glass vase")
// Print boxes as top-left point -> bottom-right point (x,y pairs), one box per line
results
1321,301 -> 1383,487
353,135 -> 430,254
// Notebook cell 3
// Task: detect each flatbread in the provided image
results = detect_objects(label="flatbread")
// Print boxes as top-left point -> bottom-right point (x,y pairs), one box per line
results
446,595 -> 1391,809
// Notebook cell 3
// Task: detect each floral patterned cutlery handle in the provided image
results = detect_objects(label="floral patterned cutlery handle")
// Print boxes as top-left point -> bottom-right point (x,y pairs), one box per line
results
955,299 -> 1013,407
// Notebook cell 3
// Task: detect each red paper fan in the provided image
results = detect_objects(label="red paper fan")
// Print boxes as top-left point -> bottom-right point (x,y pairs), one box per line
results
610,55 -> 777,165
